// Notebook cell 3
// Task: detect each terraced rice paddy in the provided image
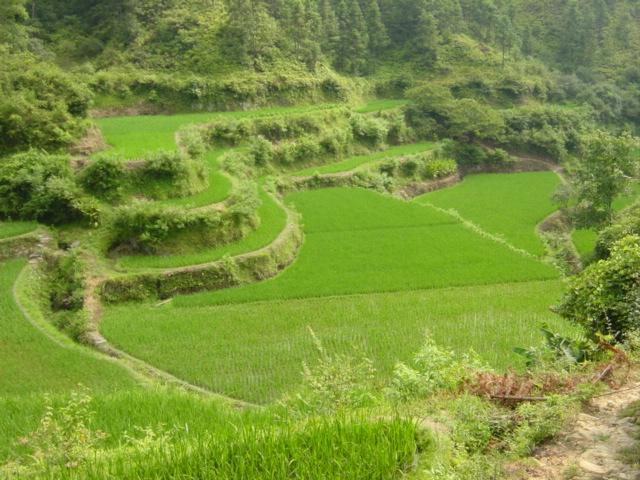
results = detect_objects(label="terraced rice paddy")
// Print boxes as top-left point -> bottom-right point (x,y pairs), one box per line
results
0,221 -> 37,240
95,104 -> 341,158
117,187 -> 287,270
102,185 -> 564,403
293,142 -> 437,176
103,280 -> 568,403
0,260 -> 135,395
415,172 -> 561,256
177,188 -> 557,306
159,149 -> 232,208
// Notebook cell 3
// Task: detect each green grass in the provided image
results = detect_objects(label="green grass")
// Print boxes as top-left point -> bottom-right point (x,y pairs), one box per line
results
96,104 -> 340,159
414,172 -> 561,256
178,188 -> 557,307
572,182 -> 640,259
0,390 -> 418,480
116,187 -> 287,270
159,149 -> 232,208
102,279 -> 571,403
356,99 -> 410,113
293,142 -> 437,176
0,260 -> 136,396
0,221 -> 38,240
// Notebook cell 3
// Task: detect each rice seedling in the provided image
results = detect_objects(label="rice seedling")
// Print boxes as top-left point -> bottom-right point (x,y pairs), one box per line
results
102,279 -> 572,403
414,172 -> 561,256
95,104 -> 340,159
0,260 -> 137,396
293,142 -> 437,176
178,188 -> 557,306
355,99 -> 410,113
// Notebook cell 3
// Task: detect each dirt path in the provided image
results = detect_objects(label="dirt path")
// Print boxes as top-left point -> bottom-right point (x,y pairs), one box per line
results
514,384 -> 640,479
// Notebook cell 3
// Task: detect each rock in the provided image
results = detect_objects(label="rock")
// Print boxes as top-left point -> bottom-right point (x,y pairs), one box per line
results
579,458 -> 607,475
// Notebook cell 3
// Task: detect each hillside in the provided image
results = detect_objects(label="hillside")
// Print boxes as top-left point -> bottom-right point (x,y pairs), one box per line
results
1,1 -> 640,479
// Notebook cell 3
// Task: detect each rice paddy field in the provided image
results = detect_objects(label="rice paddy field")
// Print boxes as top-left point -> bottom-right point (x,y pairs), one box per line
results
414,172 -> 561,256
0,260 -> 136,395
102,181 -> 565,403
293,142 -> 437,176
0,221 -> 37,240
116,187 -> 287,270
95,104 -> 340,158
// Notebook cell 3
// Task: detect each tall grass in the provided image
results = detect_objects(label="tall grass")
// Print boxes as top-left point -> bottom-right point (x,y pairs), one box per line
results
293,142 -> 437,176
0,260 -> 137,396
414,172 -> 561,256
116,187 -> 287,270
178,188 -> 557,306
102,279 -> 570,403
0,221 -> 38,240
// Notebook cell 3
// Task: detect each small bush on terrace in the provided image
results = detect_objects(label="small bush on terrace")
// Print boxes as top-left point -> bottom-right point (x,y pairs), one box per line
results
139,151 -> 207,198
350,114 -> 389,146
595,201 -> 640,259
79,155 -> 126,201
0,151 -> 99,225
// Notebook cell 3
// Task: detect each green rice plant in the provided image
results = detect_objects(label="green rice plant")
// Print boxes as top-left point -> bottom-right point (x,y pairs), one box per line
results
293,142 -> 437,176
0,260 -> 136,396
178,188 -> 557,306
95,104 -> 341,159
356,99 -> 410,113
0,221 -> 38,240
101,280 -> 573,403
116,187 -> 286,270
415,172 -> 561,256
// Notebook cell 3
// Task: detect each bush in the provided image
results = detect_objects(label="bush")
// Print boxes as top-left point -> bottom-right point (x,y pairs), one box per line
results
350,115 -> 389,146
423,158 -> 458,179
79,155 -> 126,200
139,150 -> 207,197
43,251 -> 85,313
0,151 -> 99,225
249,135 -> 274,167
557,235 -> 640,341
0,54 -> 93,153
595,202 -> 640,259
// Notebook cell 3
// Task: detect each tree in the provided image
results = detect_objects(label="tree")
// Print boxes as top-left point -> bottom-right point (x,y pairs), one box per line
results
569,131 -> 638,228
224,0 -> 277,70
335,0 -> 369,74
495,13 -> 518,67
0,0 -> 28,48
360,0 -> 388,56
318,0 -> 339,59
557,235 -> 640,341
412,7 -> 439,67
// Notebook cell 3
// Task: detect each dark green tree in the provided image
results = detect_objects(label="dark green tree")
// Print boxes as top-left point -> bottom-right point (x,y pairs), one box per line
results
360,0 -> 388,55
335,0 -> 369,74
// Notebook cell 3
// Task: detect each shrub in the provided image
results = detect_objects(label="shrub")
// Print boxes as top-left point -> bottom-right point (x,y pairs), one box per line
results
43,251 -> 85,312
350,115 -> 389,146
79,155 -> 126,200
595,202 -> 640,259
0,54 -> 93,153
400,158 -> 419,177
556,235 -> 640,341
442,141 -> 487,167
178,125 -> 206,158
423,158 -> 458,179
0,151 -> 99,225
249,135 -> 274,167
485,148 -> 514,167
139,150 -> 207,197
388,332 -> 484,401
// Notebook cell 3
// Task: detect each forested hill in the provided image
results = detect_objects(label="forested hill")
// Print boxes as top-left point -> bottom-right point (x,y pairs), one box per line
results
12,0 -> 640,76
1,0 -> 640,153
